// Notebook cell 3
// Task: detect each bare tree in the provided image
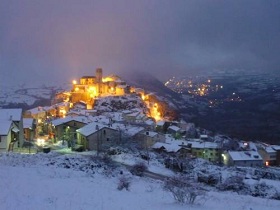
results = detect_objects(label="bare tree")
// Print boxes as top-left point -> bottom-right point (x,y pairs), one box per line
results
163,175 -> 206,204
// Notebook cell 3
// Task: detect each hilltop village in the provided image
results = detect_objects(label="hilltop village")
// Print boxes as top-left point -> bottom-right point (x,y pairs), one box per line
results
1,68 -> 280,171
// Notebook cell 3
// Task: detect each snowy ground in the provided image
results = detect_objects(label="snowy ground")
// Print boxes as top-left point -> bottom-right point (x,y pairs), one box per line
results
0,152 -> 280,210
0,83 -> 67,107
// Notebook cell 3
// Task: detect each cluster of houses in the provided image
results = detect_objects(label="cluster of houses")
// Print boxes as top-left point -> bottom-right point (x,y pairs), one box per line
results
1,70 -> 280,167
1,104 -> 280,168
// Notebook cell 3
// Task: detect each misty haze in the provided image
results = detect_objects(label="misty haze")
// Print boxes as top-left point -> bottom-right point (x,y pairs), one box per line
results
0,1 -> 280,210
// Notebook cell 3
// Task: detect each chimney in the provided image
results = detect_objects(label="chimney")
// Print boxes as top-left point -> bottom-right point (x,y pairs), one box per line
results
9,115 -> 13,121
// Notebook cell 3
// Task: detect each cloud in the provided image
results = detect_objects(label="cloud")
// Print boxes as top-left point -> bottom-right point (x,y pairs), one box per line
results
0,0 -> 279,85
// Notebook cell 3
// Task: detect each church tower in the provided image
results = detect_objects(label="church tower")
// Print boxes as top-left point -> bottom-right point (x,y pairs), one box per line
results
96,68 -> 103,95
96,68 -> 103,83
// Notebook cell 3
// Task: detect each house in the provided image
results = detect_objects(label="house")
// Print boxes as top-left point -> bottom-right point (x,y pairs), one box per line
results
0,121 -> 13,152
0,108 -> 24,149
152,142 -> 181,152
24,106 -> 46,124
155,120 -> 168,133
116,85 -> 129,95
51,116 -> 92,141
258,144 -> 280,166
76,122 -> 119,151
167,125 -> 181,138
44,106 -> 57,118
54,102 -> 70,118
200,135 -> 208,141
223,151 -> 263,167
23,118 -> 35,141
135,131 -> 165,149
189,140 -> 220,162
144,119 -> 156,131
115,124 -> 145,145
178,122 -> 196,138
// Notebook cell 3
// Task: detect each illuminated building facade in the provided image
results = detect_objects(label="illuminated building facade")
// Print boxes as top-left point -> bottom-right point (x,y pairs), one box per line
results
70,68 -> 130,109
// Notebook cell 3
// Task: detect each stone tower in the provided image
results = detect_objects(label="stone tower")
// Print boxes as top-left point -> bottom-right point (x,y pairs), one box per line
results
96,68 -> 103,83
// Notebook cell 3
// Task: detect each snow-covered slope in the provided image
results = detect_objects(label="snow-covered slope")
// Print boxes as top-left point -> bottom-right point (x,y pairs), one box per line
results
0,152 -> 279,210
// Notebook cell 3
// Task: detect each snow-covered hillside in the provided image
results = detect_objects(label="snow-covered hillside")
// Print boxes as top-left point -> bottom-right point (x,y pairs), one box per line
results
0,152 -> 279,210
0,83 -> 68,108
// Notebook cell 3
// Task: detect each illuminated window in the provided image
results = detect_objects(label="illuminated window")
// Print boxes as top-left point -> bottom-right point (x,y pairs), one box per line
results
265,161 -> 269,166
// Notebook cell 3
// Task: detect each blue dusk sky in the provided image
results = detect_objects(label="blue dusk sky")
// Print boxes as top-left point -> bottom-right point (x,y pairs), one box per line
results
0,0 -> 280,84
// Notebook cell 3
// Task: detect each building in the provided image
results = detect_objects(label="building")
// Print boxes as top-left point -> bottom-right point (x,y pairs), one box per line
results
67,68 -> 130,109
189,141 -> 220,162
258,144 -> 280,166
51,116 -> 92,141
167,125 -> 181,138
0,108 -> 24,150
24,106 -> 46,124
0,121 -> 13,152
23,118 -> 35,141
223,151 -> 263,167
76,122 -> 119,151
135,131 -> 165,149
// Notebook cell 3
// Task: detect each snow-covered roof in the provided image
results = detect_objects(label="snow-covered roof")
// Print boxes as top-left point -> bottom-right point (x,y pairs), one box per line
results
23,118 -> 34,129
165,137 -> 219,150
156,120 -> 165,126
145,119 -> 155,126
228,151 -> 263,161
189,141 -> 219,149
26,107 -> 46,115
116,85 -> 127,89
53,102 -> 70,108
136,113 -> 146,120
104,112 -> 123,121
77,122 -> 117,137
52,116 -> 91,126
43,106 -> 56,111
168,125 -> 180,132
0,121 -> 12,135
152,142 -> 181,153
91,115 -> 110,124
127,112 -> 139,117
0,108 -> 22,121
249,142 -> 258,151
145,131 -> 158,137
261,146 -> 276,154
200,134 -> 208,139
122,110 -> 132,114
111,123 -> 144,136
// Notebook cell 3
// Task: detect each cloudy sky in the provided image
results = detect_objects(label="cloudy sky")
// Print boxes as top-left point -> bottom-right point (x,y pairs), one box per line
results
0,0 -> 279,85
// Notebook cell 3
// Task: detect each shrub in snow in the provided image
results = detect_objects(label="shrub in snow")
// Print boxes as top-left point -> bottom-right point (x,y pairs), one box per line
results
197,173 -> 219,186
130,162 -> 147,177
271,191 -> 280,200
117,176 -> 131,191
217,175 -> 249,194
101,154 -> 114,166
251,181 -> 276,198
163,175 -> 206,204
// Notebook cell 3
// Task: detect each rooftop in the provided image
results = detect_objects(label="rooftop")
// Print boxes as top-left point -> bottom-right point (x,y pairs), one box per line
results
0,108 -> 22,121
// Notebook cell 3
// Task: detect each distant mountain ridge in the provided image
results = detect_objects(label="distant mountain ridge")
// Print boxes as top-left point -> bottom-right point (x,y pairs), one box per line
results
122,72 -> 181,100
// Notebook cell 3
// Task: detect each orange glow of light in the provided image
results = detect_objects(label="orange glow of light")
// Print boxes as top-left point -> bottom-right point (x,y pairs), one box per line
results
102,77 -> 114,82
72,80 -> 77,85
75,87 -> 79,91
265,161 -> 269,166
88,86 -> 97,97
